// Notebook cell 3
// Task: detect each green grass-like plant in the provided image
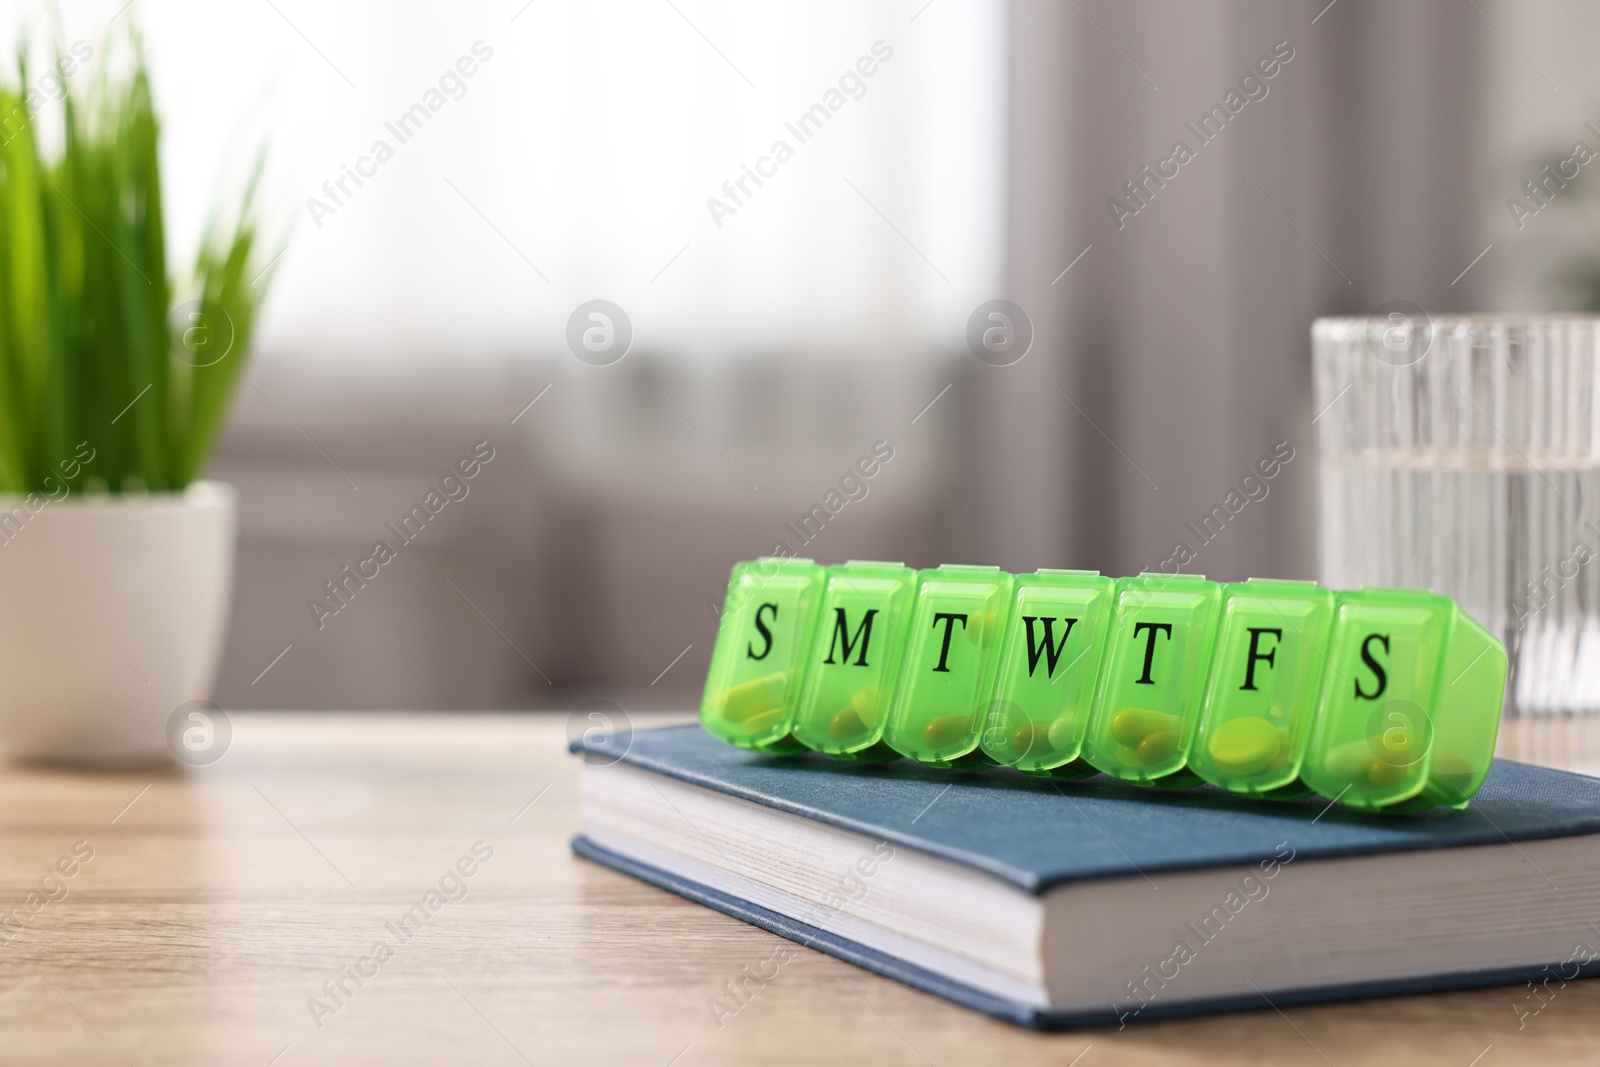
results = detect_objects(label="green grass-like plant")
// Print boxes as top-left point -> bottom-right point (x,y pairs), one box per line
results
0,28 -> 275,494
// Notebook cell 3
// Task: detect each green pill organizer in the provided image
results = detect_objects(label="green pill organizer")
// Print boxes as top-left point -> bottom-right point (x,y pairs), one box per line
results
699,559 -> 1508,813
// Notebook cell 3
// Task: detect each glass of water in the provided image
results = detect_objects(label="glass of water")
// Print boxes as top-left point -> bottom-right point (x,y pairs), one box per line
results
1313,314 -> 1600,717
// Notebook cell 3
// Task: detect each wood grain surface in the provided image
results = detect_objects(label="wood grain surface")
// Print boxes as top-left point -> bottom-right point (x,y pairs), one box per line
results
0,710 -> 1594,1066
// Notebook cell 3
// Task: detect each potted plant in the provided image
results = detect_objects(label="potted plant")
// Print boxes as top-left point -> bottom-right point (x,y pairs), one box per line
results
0,30 -> 276,762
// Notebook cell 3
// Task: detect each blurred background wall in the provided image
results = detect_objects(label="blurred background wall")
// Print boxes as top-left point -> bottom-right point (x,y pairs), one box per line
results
983,0 -> 1489,584
10,0 -> 1597,711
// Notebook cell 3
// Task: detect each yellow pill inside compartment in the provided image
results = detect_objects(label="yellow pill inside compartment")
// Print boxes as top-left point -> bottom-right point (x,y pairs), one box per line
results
850,687 -> 881,726
823,688 -> 885,743
720,671 -> 789,726
1367,759 -> 1413,787
1324,737 -> 1425,788
1005,713 -> 1078,761
829,708 -> 866,741
965,608 -> 997,647
734,709 -> 785,733
1109,707 -> 1176,747
1010,720 -> 1040,752
1137,730 -> 1179,763
923,715 -> 973,749
1207,716 -> 1282,777
1047,714 -> 1077,751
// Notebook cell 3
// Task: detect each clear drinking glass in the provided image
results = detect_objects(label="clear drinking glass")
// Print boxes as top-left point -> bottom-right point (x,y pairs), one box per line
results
1313,315 -> 1600,717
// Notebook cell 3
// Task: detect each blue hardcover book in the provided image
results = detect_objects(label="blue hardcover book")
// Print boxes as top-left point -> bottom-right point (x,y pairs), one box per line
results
571,724 -> 1600,1029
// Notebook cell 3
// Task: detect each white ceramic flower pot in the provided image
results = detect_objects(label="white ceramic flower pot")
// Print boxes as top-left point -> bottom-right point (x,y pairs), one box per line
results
0,481 -> 236,764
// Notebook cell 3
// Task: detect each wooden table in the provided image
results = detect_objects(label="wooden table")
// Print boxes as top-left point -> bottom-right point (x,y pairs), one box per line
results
2,711 -> 1597,1066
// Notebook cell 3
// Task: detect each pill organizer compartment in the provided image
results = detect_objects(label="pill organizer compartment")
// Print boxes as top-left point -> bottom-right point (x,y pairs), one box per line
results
1189,579 -> 1333,799
1422,605 -> 1506,809
1300,587 -> 1451,811
881,565 -> 1014,769
981,569 -> 1114,777
1081,574 -> 1222,788
700,558 -> 824,754
789,561 -> 916,760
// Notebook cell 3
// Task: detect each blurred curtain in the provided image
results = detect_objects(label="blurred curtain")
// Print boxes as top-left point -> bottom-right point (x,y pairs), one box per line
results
979,0 -> 1488,582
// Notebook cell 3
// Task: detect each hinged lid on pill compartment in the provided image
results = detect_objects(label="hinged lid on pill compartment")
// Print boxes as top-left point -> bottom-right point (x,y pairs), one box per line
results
882,565 -> 1014,768
790,561 -> 916,760
1190,578 -> 1333,798
700,557 -> 825,754
1301,586 -> 1450,811
1082,573 -> 1223,786
983,568 -> 1115,776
